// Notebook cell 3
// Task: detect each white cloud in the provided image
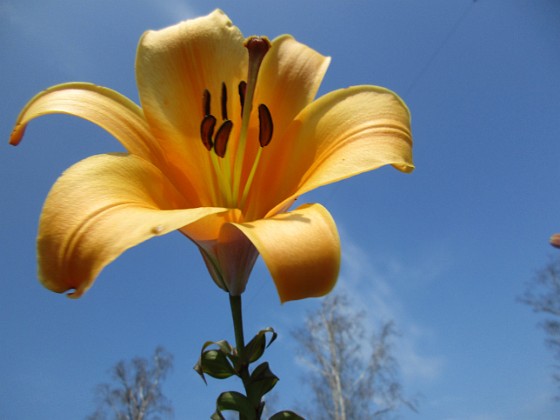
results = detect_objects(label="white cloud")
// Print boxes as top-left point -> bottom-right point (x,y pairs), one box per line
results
148,0 -> 197,21
2,0 -> 199,80
335,227 -> 446,385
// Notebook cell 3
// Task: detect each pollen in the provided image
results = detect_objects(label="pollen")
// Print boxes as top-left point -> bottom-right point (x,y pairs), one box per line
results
200,115 -> 216,151
214,120 -> 233,158
199,86 -> 233,157
238,81 -> 247,115
258,104 -> 273,147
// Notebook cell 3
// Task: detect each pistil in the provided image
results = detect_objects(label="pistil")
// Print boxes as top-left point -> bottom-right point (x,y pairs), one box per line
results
198,36 -> 273,210
232,36 -> 271,205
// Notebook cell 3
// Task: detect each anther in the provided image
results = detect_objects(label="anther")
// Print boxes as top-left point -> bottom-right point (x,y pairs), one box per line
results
258,104 -> 273,147
221,82 -> 228,120
214,120 -> 233,158
238,81 -> 247,114
200,115 -> 216,151
203,89 -> 211,116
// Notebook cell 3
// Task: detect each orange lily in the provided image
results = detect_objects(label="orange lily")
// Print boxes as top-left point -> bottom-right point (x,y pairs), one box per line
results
10,10 -> 413,302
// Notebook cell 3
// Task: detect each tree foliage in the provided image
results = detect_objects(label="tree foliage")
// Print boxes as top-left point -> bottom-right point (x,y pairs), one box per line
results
88,346 -> 174,420
291,293 -> 417,419
520,254 -> 560,396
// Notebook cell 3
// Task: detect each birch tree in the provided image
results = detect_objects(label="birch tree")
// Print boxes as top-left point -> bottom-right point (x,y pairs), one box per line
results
291,294 -> 416,419
520,254 -> 560,397
88,346 -> 174,420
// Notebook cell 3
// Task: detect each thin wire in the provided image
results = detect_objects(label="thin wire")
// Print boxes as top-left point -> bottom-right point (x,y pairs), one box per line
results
230,1 -> 480,320
404,0 -> 477,96
311,1 -> 478,214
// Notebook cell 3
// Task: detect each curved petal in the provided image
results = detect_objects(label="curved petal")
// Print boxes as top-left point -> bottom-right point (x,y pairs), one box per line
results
38,153 -> 226,298
251,86 -> 414,218
230,203 -> 340,303
9,83 -> 161,162
254,35 -> 331,140
136,10 -> 247,203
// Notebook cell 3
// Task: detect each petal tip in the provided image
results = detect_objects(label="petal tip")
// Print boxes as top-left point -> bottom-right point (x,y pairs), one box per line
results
9,124 -> 25,146
66,289 -> 83,299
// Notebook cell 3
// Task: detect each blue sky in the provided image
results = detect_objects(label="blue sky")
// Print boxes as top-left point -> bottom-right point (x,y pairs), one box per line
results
1,0 -> 560,418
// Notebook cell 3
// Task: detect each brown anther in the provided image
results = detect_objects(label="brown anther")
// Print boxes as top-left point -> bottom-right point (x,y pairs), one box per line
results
214,120 -> 233,158
258,104 -> 273,147
238,81 -> 247,114
203,89 -> 211,116
221,82 -> 228,121
200,115 -> 216,151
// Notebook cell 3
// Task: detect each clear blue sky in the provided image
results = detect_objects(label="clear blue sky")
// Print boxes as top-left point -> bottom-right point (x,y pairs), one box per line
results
2,0 -> 560,418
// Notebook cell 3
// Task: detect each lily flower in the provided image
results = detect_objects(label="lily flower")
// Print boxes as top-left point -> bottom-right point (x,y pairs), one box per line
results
10,10 -> 413,302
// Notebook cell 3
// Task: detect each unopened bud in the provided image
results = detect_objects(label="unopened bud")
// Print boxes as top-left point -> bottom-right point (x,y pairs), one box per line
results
550,233 -> 560,249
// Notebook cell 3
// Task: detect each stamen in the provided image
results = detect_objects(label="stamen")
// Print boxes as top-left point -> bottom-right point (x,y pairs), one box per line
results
200,115 -> 216,151
214,120 -> 233,158
238,81 -> 247,115
203,89 -> 211,116
258,104 -> 273,147
221,82 -> 228,121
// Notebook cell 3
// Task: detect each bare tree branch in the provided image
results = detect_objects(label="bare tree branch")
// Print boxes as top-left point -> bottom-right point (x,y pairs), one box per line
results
291,293 -> 417,419
520,254 -> 560,398
87,347 -> 174,420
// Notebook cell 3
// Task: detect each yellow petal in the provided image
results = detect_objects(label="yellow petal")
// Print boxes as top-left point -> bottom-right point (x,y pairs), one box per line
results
254,35 -> 331,139
136,10 -> 247,201
253,85 -> 414,217
38,153 -> 225,298
179,209 -> 258,294
9,83 -> 160,162
230,203 -> 340,303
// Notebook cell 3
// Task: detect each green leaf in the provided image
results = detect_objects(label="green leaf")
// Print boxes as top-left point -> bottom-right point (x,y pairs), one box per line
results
204,339 -> 234,355
210,412 -> 225,420
245,332 -> 266,363
194,339 -> 235,383
245,327 -> 278,363
247,362 -> 279,403
200,349 -> 236,379
215,391 -> 256,419
269,410 -> 306,420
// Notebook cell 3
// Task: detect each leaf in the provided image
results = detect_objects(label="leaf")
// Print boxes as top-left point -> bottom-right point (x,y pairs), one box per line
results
245,332 -> 266,363
269,410 -> 306,420
194,340 -> 235,383
245,327 -> 278,363
247,362 -> 279,404
210,411 -> 225,420
200,349 -> 236,379
215,391 -> 256,418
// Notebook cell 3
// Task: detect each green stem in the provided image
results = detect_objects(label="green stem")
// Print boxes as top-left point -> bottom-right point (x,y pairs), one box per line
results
229,294 -> 246,357
229,294 -> 259,419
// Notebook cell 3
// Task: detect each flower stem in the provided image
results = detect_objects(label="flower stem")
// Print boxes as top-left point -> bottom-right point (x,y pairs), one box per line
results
229,294 -> 261,419
229,294 -> 246,355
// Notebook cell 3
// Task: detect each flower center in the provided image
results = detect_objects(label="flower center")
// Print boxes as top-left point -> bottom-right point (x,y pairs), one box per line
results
198,36 -> 273,210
